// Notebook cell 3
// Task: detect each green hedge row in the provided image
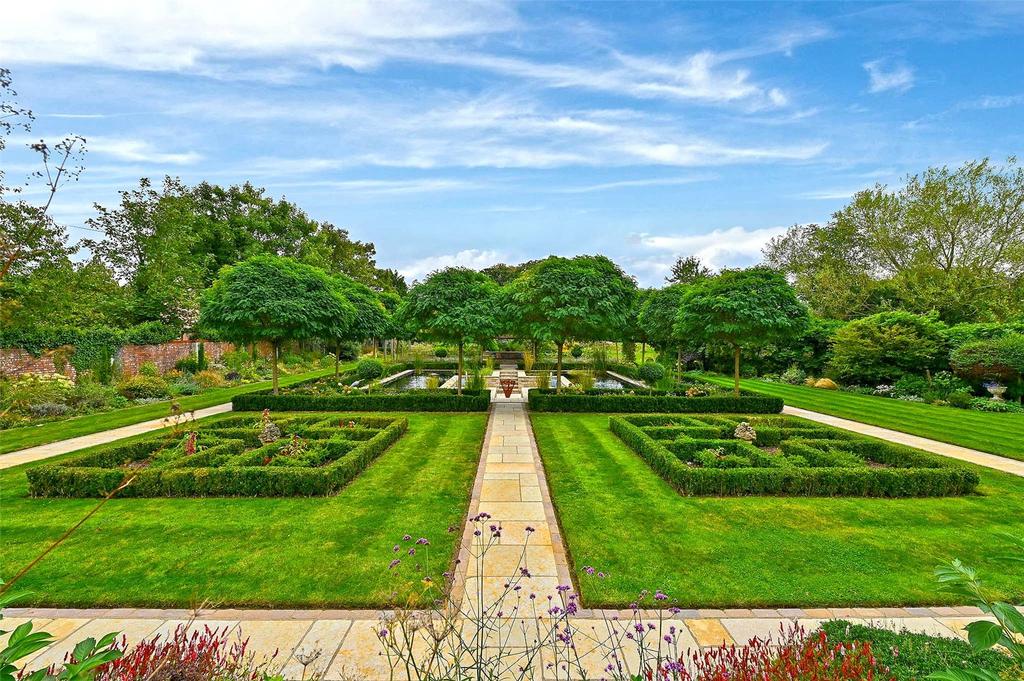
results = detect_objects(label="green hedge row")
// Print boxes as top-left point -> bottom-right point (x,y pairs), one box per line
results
27,418 -> 408,498
609,416 -> 978,497
233,389 -> 491,412
528,389 -> 783,414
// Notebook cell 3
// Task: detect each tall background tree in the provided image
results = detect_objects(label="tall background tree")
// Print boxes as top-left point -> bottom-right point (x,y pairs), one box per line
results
198,256 -> 355,393
329,276 -> 390,375
397,268 -> 499,395
766,157 -> 1024,323
507,255 -> 636,392
665,255 -> 712,285
638,284 -> 691,377
676,267 -> 809,396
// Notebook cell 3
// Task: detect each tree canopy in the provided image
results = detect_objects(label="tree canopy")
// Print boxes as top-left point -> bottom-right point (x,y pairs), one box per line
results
676,267 -> 808,395
199,255 -> 356,392
766,157 -> 1024,323
397,267 -> 500,394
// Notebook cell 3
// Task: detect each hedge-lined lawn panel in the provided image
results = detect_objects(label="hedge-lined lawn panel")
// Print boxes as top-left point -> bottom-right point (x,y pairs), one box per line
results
28,414 -> 407,497
612,414 -> 978,497
532,413 -> 1024,608
0,412 -> 486,608
528,388 -> 782,414
698,374 -> 1024,462
0,366 -> 349,456
234,386 -> 490,412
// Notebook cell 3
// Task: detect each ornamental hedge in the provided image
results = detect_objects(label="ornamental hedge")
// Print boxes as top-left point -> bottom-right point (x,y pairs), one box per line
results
610,414 -> 978,497
234,388 -> 490,412
528,388 -> 782,414
27,414 -> 407,498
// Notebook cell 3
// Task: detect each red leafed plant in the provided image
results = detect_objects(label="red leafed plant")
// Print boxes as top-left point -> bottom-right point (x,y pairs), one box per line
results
675,626 -> 894,681
95,624 -> 273,681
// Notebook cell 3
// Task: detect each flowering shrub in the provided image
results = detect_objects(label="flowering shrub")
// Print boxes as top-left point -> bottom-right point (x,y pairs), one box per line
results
95,624 -> 272,681
116,375 -> 170,400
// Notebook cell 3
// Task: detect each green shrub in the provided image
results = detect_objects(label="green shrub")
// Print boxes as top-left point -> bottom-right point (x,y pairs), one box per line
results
5,373 -> 76,412
529,389 -> 783,414
637,361 -> 666,385
780,366 -> 806,385
117,375 -> 170,400
193,369 -> 225,389
355,358 -> 385,381
820,620 -> 1013,681
234,389 -> 490,412
969,397 -> 1024,413
175,357 -> 200,373
941,321 -> 1024,349
951,333 -> 1024,383
433,346 -> 448,358
169,377 -> 201,396
137,362 -> 160,377
570,345 -> 584,359
829,311 -> 946,384
945,391 -> 973,409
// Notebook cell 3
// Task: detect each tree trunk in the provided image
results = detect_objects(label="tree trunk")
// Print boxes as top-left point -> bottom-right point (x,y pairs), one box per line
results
556,341 -> 564,394
272,340 -> 281,395
372,338 -> 377,358
335,342 -> 341,377
457,341 -> 464,396
641,342 -> 646,363
733,346 -> 741,398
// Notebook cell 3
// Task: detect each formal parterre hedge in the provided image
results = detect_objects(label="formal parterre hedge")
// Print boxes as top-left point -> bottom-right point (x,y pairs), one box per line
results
27,414 -> 407,497
529,388 -> 783,413
234,388 -> 490,412
609,414 -> 978,497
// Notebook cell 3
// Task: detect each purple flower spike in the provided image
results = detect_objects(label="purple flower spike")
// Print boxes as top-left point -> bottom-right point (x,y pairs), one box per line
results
402,534 -> 412,541
416,537 -> 430,545
388,558 -> 401,570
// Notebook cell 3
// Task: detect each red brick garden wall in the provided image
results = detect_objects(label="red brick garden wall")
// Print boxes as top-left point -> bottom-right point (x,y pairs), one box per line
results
0,348 -> 77,380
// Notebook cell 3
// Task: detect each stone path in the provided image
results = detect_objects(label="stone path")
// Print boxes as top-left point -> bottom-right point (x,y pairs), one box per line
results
2,400 -> 1003,679
0,404 -> 232,471
783,405 -> 1024,477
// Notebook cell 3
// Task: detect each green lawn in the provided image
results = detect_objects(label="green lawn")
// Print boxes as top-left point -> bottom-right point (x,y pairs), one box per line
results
0,365 -> 351,456
0,411 -> 485,608
532,412 -> 1024,609
697,374 -> 1024,462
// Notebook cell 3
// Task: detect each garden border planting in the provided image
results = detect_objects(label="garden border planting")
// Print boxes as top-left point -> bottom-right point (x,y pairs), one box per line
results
27,414 -> 408,497
528,388 -> 783,413
609,414 -> 979,497
233,388 -> 490,412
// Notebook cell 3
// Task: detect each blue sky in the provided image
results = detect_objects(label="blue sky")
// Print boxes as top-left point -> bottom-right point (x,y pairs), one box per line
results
2,1 -> 1023,285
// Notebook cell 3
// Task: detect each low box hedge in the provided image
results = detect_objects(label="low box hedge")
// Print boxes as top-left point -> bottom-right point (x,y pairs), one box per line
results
609,414 -> 978,497
233,389 -> 490,412
528,388 -> 783,414
27,415 -> 408,498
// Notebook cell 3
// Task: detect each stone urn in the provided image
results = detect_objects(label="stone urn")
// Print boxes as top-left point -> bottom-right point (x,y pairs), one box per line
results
987,384 -> 1008,401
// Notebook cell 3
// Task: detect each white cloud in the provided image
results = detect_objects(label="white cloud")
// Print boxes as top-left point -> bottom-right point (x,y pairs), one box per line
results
398,249 -> 507,282
863,59 -> 915,93
268,178 -> 481,195
793,188 -> 859,200
633,225 -> 789,270
553,175 -> 714,193
87,137 -> 202,165
0,0 -> 517,72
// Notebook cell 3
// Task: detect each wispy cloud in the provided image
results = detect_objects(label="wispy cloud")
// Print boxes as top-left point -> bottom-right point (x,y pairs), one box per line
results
793,188 -> 859,200
398,249 -> 507,282
269,178 -> 482,195
553,175 -> 714,193
863,59 -> 915,93
632,225 -> 789,270
88,137 -> 202,165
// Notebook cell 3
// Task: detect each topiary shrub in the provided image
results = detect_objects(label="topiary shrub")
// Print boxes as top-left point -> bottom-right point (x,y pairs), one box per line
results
951,334 -> 1024,384
637,361 -> 666,385
829,311 -> 946,384
355,358 -> 385,381
433,346 -> 449,358
570,345 -> 584,359
117,375 -> 170,400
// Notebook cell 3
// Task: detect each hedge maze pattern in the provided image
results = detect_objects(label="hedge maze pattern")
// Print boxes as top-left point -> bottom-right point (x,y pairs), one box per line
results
28,414 -> 408,498
610,414 -> 979,497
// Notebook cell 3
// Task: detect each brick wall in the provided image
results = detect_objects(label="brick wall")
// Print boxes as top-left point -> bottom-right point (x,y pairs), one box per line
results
116,340 -> 237,375
0,348 -> 77,380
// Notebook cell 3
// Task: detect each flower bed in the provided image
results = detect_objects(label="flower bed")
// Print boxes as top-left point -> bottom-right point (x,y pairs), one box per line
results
529,387 -> 783,413
233,388 -> 490,412
609,414 -> 978,497
27,413 -> 408,497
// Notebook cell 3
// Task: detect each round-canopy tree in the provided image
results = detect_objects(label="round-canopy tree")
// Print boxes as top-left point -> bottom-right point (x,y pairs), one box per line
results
507,255 -> 636,393
329,275 -> 390,376
828,310 -> 947,384
638,284 -> 690,377
676,267 -> 809,397
397,267 -> 499,395
199,255 -> 355,393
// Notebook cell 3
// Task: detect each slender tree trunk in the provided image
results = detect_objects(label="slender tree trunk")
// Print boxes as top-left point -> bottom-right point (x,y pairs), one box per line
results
372,338 -> 377,358
556,340 -> 564,394
457,341 -> 464,396
335,341 -> 341,377
272,340 -> 281,395
641,342 -> 646,363
733,346 -> 741,398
